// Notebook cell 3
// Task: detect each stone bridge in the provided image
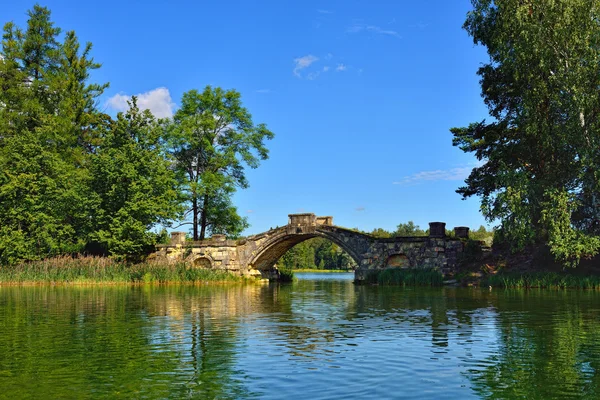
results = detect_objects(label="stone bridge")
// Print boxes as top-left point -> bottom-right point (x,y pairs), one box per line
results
156,213 -> 469,281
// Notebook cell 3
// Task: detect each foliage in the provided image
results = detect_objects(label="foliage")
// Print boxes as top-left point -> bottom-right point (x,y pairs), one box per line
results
88,99 -> 183,259
277,268 -> 295,282
470,225 -> 494,245
460,239 -> 484,263
0,256 -> 242,284
395,221 -> 427,236
485,271 -> 600,290
277,238 -> 356,270
452,0 -> 600,266
168,86 -> 274,240
0,6 -> 273,265
370,228 -> 393,238
364,268 -> 444,286
0,5 -> 107,264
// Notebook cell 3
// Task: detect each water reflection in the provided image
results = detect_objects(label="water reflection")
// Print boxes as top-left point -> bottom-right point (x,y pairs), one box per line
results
0,278 -> 599,399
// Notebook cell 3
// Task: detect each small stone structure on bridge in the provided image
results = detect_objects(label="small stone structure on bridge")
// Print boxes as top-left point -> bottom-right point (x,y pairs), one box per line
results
155,213 -> 469,281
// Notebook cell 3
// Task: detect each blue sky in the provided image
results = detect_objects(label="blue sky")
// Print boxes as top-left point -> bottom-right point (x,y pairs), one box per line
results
4,1 -> 492,235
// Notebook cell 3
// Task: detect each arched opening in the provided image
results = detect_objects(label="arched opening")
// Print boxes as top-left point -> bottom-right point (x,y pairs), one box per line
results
248,232 -> 362,273
276,237 -> 357,271
386,254 -> 409,268
193,257 -> 213,269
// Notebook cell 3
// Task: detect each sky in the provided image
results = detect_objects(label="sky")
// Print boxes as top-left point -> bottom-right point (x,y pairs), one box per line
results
3,0 -> 492,235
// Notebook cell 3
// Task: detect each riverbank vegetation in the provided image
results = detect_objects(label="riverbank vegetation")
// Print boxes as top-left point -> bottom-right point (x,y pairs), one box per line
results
364,268 -> 444,287
278,268 -> 295,283
485,272 -> 600,290
0,5 -> 273,266
0,257 -> 243,285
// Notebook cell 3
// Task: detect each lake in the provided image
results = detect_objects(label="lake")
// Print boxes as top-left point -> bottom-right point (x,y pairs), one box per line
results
1,272 -> 599,399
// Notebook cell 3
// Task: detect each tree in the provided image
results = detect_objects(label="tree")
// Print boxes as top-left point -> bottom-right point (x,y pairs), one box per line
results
370,228 -> 393,238
395,221 -> 427,237
0,5 -> 107,264
88,99 -> 183,258
169,86 -> 274,240
452,0 -> 600,266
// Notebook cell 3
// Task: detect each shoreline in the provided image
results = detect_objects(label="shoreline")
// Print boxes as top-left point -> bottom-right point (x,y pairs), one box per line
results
293,269 -> 354,273
0,279 -> 263,287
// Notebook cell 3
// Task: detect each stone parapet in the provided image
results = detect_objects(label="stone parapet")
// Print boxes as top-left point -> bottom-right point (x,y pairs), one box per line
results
153,216 -> 473,281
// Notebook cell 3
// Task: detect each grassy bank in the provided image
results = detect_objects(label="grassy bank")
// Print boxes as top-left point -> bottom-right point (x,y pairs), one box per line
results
365,268 -> 444,286
0,256 -> 244,285
485,272 -> 600,290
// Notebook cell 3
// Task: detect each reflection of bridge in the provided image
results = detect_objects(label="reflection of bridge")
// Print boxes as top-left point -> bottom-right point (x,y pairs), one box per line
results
157,213 -> 468,281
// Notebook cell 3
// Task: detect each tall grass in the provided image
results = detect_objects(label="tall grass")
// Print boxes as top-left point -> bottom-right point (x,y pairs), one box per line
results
365,268 -> 444,286
486,272 -> 600,290
0,256 -> 243,285
278,268 -> 295,283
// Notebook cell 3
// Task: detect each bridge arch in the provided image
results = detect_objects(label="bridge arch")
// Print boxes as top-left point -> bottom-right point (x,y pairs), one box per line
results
247,229 -> 364,271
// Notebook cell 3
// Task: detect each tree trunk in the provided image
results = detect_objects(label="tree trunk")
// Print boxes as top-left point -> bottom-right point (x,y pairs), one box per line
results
199,194 -> 209,240
192,195 -> 198,241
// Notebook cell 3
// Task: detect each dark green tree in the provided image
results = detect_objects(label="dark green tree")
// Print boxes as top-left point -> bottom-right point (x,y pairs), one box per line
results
88,99 -> 184,258
0,5 -> 107,264
452,0 -> 600,266
169,86 -> 274,240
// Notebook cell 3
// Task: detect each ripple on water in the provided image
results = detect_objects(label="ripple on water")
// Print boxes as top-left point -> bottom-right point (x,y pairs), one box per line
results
1,282 -> 600,398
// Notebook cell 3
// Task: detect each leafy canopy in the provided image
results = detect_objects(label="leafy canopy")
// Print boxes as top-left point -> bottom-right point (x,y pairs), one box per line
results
169,86 -> 274,240
452,0 -> 600,266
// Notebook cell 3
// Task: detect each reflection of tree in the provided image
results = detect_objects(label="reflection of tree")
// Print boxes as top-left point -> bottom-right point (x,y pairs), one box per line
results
466,291 -> 600,399
0,285 -> 257,398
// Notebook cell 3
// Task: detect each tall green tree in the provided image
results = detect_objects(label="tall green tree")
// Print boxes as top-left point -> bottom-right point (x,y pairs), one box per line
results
0,5 -> 107,264
169,86 -> 274,240
88,99 -> 183,258
452,0 -> 600,266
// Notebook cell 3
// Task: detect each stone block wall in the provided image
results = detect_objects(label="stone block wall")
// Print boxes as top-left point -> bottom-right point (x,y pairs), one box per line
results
154,214 -> 469,281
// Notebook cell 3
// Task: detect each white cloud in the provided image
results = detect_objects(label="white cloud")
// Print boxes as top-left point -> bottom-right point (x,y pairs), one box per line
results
393,167 -> 473,185
336,63 -> 347,72
348,24 -> 401,38
317,9 -> 333,14
256,89 -> 271,93
323,66 -> 330,72
246,210 -> 255,214
293,54 -> 319,77
106,87 -> 175,118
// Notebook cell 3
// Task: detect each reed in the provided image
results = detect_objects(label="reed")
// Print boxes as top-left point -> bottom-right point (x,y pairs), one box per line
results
278,268 -> 295,283
0,256 -> 243,285
485,272 -> 600,290
366,268 -> 444,286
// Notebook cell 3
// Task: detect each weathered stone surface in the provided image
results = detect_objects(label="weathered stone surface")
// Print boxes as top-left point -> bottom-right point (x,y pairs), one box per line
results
154,213 -> 471,280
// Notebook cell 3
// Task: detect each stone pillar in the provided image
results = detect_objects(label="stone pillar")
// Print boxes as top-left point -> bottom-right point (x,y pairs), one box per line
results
429,222 -> 446,238
212,234 -> 226,242
170,231 -> 187,245
454,226 -> 470,239
288,213 -> 317,226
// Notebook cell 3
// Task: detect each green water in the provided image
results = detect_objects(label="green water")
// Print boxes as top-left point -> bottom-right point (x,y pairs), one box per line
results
1,272 -> 600,399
